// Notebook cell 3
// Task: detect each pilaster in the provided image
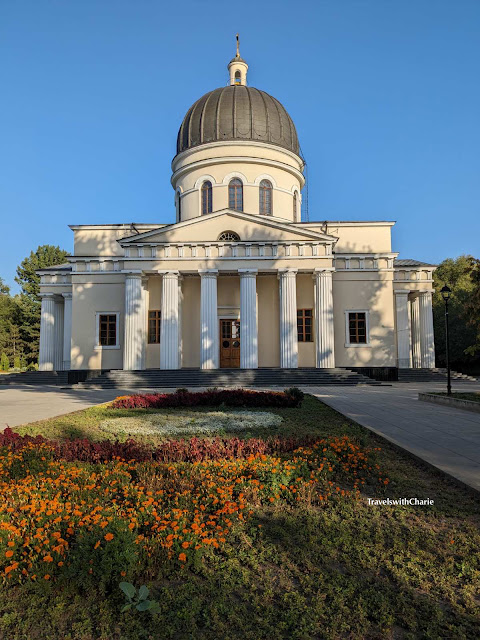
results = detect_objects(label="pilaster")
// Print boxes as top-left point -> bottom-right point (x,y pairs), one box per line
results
160,271 -> 180,370
62,293 -> 73,371
38,294 -> 56,371
419,291 -> 435,369
314,269 -> 335,368
123,273 -> 145,371
410,296 -> 421,368
239,269 -> 258,369
395,291 -> 411,369
278,269 -> 298,368
199,269 -> 219,369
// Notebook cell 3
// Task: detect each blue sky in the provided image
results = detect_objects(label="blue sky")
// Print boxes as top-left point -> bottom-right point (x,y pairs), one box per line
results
1,0 -> 479,291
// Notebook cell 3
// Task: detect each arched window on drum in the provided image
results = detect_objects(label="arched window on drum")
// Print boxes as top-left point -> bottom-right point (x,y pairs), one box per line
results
228,178 -> 243,212
259,179 -> 273,215
201,181 -> 212,215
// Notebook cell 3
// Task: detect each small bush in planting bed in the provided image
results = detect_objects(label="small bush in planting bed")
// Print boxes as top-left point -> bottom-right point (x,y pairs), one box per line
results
110,388 -> 303,410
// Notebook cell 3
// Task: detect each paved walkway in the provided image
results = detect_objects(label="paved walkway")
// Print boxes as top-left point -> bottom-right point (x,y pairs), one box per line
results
305,381 -> 480,492
0,386 -> 122,428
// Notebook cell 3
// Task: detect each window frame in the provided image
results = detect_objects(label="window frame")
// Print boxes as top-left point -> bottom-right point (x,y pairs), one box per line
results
297,308 -> 314,343
344,310 -> 370,347
228,178 -> 243,212
259,179 -> 273,215
95,312 -> 120,350
201,180 -> 212,215
148,310 -> 161,344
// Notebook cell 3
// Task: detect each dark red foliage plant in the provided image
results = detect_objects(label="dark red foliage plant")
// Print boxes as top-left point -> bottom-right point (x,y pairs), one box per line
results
0,428 -> 317,465
110,388 -> 303,410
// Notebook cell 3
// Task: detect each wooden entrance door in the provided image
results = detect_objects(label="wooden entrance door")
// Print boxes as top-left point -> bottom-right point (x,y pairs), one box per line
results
220,319 -> 241,368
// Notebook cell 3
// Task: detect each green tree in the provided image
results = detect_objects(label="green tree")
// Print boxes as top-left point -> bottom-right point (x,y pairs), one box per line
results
14,245 -> 68,364
433,255 -> 478,370
0,278 -> 14,355
464,257 -> 480,356
13,355 -> 21,370
0,352 -> 9,371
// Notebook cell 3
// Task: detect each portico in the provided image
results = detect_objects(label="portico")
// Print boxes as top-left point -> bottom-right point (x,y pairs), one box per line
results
119,262 -> 335,371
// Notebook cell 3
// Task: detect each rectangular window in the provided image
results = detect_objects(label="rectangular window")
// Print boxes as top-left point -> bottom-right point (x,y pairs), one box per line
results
99,314 -> 117,346
148,310 -> 161,344
348,312 -> 367,344
297,309 -> 313,342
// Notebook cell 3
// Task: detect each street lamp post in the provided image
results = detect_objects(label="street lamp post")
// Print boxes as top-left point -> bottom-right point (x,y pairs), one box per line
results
441,284 -> 452,396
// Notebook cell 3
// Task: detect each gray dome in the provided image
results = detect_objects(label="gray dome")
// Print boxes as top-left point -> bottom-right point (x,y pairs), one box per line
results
176,86 -> 300,156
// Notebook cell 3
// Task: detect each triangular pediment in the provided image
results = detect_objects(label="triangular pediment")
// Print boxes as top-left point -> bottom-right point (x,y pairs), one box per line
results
119,210 -> 337,245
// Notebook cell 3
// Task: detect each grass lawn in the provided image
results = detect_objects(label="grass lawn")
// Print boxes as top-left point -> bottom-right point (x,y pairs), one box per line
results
1,394 -> 479,640
431,392 -> 480,403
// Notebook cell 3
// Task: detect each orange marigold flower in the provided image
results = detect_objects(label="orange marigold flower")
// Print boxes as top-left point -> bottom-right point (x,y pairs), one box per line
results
44,574 -> 50,580
5,550 -> 14,558
104,533 -> 114,542
178,552 -> 186,562
120,571 -> 126,577
94,540 -> 101,550
181,541 -> 190,549
43,555 -> 53,563
58,561 -> 64,567
7,541 -> 15,547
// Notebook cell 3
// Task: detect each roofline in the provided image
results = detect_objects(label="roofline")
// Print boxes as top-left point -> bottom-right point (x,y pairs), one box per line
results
297,221 -> 396,227
118,209 -> 339,244
69,224 -> 165,231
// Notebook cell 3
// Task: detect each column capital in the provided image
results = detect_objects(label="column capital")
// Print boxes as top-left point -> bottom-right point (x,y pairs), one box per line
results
394,290 -> 410,297
39,292 -> 56,299
198,269 -> 218,277
238,268 -> 258,276
313,268 -> 334,278
157,270 -> 180,278
277,268 -> 298,279
61,292 -> 73,299
124,271 -> 143,279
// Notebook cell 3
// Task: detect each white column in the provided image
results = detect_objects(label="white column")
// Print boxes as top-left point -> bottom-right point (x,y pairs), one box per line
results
38,294 -> 56,371
199,269 -> 219,369
123,273 -> 145,371
278,269 -> 298,368
419,290 -> 435,368
395,291 -> 411,369
53,299 -> 64,371
314,269 -> 335,368
239,269 -> 258,369
410,295 -> 421,368
160,271 -> 180,370
62,292 -> 72,371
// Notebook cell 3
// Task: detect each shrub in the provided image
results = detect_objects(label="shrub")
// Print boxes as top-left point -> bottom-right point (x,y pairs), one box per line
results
13,356 -> 21,370
111,388 -> 301,410
284,387 -> 304,405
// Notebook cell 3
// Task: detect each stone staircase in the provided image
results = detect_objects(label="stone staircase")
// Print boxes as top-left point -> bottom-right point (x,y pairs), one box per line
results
0,371 -> 69,386
397,368 -> 478,383
78,367 -> 382,389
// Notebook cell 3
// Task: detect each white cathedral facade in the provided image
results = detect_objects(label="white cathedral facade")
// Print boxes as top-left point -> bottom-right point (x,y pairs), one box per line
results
37,46 -> 436,376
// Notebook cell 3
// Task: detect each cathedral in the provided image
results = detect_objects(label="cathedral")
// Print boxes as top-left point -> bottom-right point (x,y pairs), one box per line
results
37,43 -> 436,376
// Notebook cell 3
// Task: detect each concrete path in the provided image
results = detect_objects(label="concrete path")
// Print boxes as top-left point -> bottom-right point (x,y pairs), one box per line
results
304,381 -> 480,492
0,385 -> 123,428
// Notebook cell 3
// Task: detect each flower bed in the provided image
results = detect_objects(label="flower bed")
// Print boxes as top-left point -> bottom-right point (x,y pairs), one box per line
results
0,435 -> 386,585
0,427 -> 318,464
98,409 -> 283,437
110,388 -> 303,410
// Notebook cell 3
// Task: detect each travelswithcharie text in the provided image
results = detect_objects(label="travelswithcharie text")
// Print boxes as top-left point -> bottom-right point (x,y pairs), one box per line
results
367,497 -> 434,506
